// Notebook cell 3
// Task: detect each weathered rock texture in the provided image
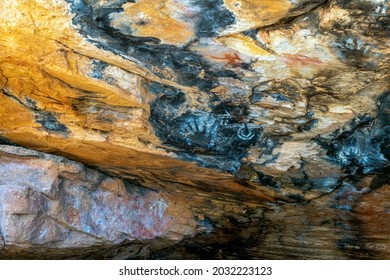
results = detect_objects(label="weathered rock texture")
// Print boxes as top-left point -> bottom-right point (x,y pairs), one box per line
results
1,145 -> 389,259
0,145 -> 198,259
0,0 -> 389,259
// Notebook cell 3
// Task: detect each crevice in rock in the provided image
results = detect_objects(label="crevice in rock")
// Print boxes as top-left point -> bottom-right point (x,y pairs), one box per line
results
1,89 -> 69,136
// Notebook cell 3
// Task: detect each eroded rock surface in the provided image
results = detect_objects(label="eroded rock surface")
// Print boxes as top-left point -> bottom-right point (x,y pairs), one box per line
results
0,145 -> 197,259
0,0 -> 389,259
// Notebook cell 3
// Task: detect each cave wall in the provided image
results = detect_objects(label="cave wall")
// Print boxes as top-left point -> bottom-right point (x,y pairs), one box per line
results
0,0 -> 389,259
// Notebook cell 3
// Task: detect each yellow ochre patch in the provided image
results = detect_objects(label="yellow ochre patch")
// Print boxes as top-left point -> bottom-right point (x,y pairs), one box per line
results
216,34 -> 274,57
115,0 -> 196,46
222,0 -> 292,35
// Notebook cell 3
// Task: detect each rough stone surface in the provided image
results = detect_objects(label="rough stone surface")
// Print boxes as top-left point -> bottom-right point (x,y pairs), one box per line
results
0,0 -> 389,259
0,145 -> 197,259
0,145 -> 389,259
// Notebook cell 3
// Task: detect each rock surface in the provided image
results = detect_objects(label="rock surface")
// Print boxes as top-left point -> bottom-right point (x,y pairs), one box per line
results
1,144 -> 389,259
154,183 -> 390,260
0,145 -> 198,259
0,0 -> 389,259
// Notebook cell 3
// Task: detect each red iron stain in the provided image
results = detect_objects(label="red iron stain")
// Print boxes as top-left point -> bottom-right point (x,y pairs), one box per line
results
209,52 -> 243,67
282,54 -> 323,66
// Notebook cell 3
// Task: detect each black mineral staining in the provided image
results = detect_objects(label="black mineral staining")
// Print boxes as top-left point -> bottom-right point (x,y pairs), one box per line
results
151,107 -> 260,157
212,102 -> 249,123
327,121 -> 389,174
251,81 -> 302,104
313,177 -> 340,191
128,44 -> 237,90
325,91 -> 390,176
147,82 -> 184,98
24,97 -> 39,111
66,1 -> 161,49
90,60 -> 108,79
171,112 -> 257,155
64,0 -> 262,172
254,171 -> 281,190
286,194 -> 306,203
330,178 -> 376,258
288,0 -> 327,14
1,89 -> 69,136
148,83 -> 186,124
329,0 -> 389,69
0,136 -> 18,146
369,174 -> 390,191
195,216 -> 214,232
377,90 -> 390,124
338,0 -> 380,12
148,82 -> 262,172
194,0 -> 236,37
334,36 -> 376,69
63,0 -> 387,194
290,172 -> 340,193
270,93 -> 292,102
35,112 -> 69,136
298,119 -> 319,132
236,165 -> 281,189
251,88 -> 264,103
65,0 -> 238,91
242,29 -> 260,39
95,9 -> 162,46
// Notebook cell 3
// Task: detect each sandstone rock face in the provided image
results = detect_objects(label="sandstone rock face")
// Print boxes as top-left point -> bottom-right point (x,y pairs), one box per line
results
0,145 -> 198,259
1,145 -> 389,259
0,0 -> 389,259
